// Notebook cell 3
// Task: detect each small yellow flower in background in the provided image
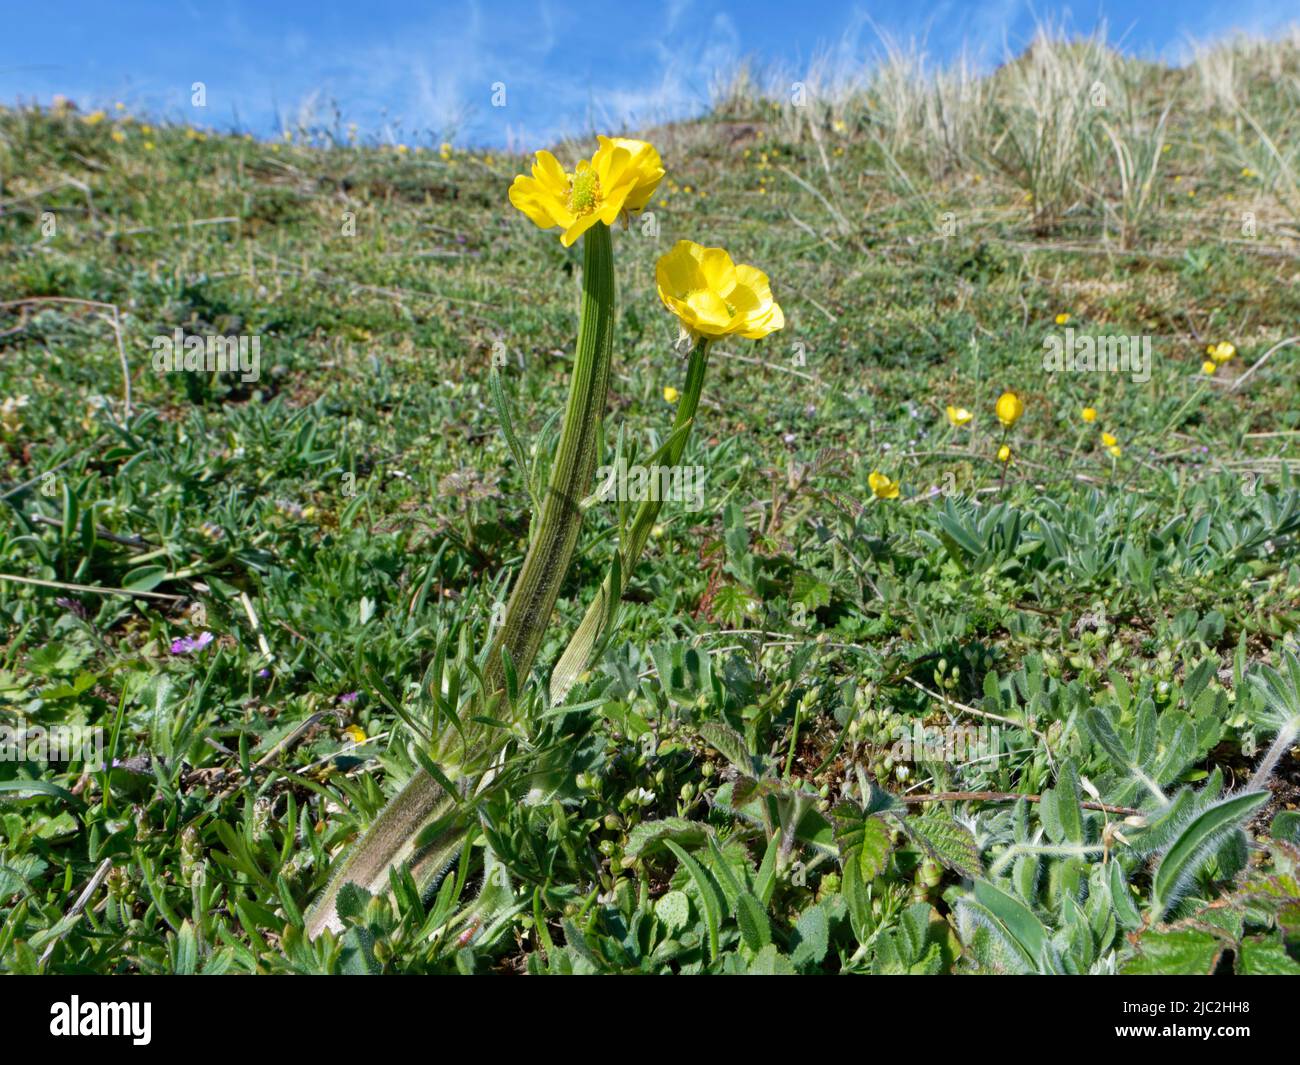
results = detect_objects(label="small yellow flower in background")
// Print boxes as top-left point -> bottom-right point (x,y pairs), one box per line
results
83,109 -> 106,125
143,140 -> 155,151
997,444 -> 1012,463
995,391 -> 1024,429
111,130 -> 125,144
1,395 -> 30,434
440,141 -> 452,160
1081,406 -> 1097,423
344,724 -> 368,745
1209,341 -> 1236,363
946,405 -> 973,427
1055,312 -> 1071,325
397,143 -> 409,154
868,471 -> 900,500
140,124 -> 154,134
663,386 -> 680,403
1201,360 -> 1217,375
282,130 -> 293,142
1241,167 -> 1256,178
655,240 -> 784,340
1107,444 -> 1122,458
1101,432 -> 1118,448
114,101 -> 126,111
509,136 -> 664,247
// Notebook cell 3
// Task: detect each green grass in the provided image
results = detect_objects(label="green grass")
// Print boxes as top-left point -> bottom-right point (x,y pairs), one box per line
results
2,28 -> 1300,974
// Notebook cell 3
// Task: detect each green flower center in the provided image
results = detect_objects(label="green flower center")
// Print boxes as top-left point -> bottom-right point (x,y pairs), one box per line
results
568,171 -> 601,216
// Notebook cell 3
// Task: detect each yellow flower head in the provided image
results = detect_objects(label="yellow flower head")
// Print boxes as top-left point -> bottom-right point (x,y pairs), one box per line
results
995,391 -> 1024,429
1081,406 -> 1097,423
1210,341 -> 1236,363
83,109 -> 107,125
868,471 -> 900,500
663,386 -> 679,403
1201,360 -> 1217,375
508,136 -> 664,247
946,405 -> 973,427
1055,312 -> 1071,325
655,240 -> 784,340
1107,444 -> 1122,458
1101,432 -> 1118,448
997,444 -> 1012,463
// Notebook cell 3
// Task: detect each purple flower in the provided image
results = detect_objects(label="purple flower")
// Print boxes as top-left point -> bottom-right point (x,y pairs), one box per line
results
338,690 -> 361,705
257,668 -> 271,678
170,631 -> 214,655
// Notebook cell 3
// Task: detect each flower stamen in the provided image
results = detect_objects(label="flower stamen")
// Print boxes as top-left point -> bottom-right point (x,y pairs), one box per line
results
568,170 -> 601,216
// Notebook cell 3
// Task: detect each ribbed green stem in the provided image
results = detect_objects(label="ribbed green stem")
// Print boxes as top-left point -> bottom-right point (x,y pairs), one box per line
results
550,336 -> 711,703
485,222 -> 615,690
306,224 -> 617,940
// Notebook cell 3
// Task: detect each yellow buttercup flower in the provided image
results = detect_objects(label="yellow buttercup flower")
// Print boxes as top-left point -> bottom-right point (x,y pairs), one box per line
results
1210,341 -> 1236,363
1101,432 -> 1118,448
995,391 -> 1024,429
1201,360 -> 1217,375
1055,312 -> 1071,325
1081,406 -> 1097,423
655,240 -> 784,340
868,471 -> 900,500
508,136 -> 664,247
946,405 -> 973,427
997,444 -> 1012,463
1107,444 -> 1122,458
663,386 -> 679,403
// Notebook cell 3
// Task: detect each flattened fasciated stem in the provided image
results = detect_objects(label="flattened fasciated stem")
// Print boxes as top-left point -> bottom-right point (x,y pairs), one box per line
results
483,222 -> 615,691
306,224 -> 617,939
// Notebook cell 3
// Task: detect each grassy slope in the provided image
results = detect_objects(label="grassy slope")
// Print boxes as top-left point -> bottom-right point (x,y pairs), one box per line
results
2,33 -> 1299,973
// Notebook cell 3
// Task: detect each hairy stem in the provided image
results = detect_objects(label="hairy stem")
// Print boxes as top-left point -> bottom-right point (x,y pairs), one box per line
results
1248,721 -> 1298,794
306,224 -> 616,939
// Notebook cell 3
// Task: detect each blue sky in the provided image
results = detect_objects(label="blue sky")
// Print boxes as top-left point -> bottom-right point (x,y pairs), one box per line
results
2,1 -> 1295,146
